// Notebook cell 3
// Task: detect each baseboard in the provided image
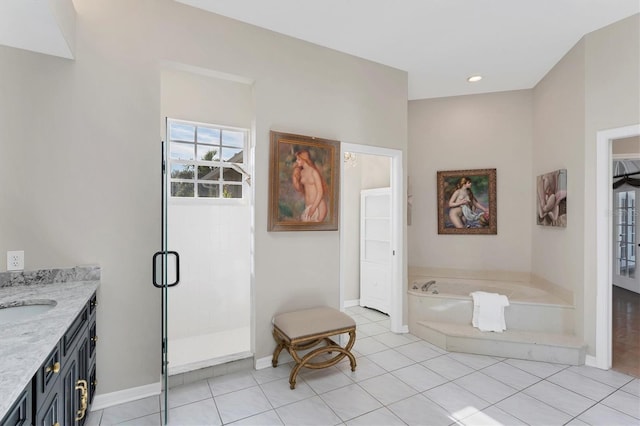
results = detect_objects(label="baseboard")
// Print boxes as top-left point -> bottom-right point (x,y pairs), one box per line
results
255,355 -> 273,370
343,299 -> 360,308
90,382 -> 161,411
396,324 -> 409,334
584,354 -> 598,368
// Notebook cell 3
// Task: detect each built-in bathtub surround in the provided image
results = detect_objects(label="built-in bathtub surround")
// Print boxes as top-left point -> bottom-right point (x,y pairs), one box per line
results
408,267 -> 585,365
409,266 -> 573,304
0,266 -> 100,421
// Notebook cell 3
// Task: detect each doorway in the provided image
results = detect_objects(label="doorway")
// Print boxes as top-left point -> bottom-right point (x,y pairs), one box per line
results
339,143 -> 406,333
611,144 -> 640,377
594,124 -> 640,371
160,66 -> 254,378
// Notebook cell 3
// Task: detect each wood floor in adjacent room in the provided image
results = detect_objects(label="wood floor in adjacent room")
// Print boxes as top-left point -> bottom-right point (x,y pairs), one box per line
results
612,285 -> 640,378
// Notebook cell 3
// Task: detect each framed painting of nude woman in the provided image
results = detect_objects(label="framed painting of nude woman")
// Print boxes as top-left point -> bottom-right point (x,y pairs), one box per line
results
536,169 -> 567,227
268,131 -> 340,231
437,168 -> 497,235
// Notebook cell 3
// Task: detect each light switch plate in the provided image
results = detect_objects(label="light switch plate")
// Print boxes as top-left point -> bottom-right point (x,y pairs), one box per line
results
7,250 -> 24,271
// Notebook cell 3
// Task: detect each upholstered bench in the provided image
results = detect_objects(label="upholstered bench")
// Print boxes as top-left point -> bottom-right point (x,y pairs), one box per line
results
272,306 -> 357,389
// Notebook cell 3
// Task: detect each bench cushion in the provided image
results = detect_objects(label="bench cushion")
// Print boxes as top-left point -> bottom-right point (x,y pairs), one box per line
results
273,307 -> 355,340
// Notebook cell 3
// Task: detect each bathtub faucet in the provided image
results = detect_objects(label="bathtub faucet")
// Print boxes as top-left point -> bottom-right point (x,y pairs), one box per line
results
421,280 -> 436,291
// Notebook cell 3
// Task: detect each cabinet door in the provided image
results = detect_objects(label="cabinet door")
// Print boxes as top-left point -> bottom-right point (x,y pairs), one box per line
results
88,317 -> 97,406
63,335 -> 89,426
360,188 -> 391,314
0,387 -> 32,426
35,388 -> 61,426
35,345 -> 62,409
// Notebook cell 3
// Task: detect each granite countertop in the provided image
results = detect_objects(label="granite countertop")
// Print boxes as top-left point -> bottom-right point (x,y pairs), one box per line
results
0,267 -> 100,421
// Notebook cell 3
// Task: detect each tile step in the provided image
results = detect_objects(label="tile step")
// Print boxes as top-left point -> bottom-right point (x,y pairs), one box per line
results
414,321 -> 586,365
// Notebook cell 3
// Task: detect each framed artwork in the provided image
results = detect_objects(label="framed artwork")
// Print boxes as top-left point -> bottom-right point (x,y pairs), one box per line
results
536,169 -> 567,227
437,168 -> 497,234
268,131 -> 340,231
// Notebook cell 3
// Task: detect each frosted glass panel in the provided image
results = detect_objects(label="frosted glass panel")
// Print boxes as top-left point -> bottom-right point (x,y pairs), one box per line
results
365,195 -> 389,217
365,218 -> 390,241
364,240 -> 390,263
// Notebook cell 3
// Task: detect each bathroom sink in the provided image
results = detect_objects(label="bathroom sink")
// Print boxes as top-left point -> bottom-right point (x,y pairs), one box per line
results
0,300 -> 57,324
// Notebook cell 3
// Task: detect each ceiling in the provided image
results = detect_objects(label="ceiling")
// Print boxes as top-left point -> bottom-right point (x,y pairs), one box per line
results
177,0 -> 640,100
1,1 -> 638,100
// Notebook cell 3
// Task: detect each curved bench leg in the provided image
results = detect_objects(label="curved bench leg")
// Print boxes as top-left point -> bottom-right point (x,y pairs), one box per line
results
272,329 -> 286,368
287,332 -> 358,389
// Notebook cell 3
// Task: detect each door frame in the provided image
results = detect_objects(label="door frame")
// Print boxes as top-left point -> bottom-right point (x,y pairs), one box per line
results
594,123 -> 640,369
339,143 -> 406,333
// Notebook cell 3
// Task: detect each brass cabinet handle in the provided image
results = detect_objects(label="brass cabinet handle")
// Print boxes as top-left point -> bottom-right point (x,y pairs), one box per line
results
54,423 -> 60,426
45,362 -> 60,374
75,379 -> 88,421
91,335 -> 98,342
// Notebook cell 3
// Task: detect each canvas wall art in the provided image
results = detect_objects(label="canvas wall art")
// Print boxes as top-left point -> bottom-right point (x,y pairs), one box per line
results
536,169 -> 567,227
268,131 -> 340,231
437,168 -> 497,235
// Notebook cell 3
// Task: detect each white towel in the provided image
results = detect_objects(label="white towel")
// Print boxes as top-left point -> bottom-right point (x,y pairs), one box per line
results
470,291 -> 510,332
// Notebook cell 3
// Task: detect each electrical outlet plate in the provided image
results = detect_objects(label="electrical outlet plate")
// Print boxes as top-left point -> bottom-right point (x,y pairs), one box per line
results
7,250 -> 24,271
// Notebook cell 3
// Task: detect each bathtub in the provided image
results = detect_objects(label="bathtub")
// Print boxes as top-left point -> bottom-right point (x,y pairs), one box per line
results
409,277 -> 568,304
408,276 -> 575,335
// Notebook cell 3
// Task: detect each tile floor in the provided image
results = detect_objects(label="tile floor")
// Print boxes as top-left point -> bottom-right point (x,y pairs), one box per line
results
87,306 -> 640,425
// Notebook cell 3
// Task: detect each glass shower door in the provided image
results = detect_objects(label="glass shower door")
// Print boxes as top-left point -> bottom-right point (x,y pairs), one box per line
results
152,139 -> 180,425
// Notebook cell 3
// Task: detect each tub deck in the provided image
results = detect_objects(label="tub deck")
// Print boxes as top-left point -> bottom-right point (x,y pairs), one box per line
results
408,276 -> 585,364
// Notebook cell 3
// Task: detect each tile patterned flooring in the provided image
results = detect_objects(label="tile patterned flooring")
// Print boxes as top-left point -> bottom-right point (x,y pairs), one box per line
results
87,306 -> 640,425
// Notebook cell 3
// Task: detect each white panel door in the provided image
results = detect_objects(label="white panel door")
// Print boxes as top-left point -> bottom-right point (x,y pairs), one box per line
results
360,188 -> 391,314
613,186 -> 640,294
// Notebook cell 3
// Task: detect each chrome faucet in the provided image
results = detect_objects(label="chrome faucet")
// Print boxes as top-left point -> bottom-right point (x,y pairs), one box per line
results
421,280 -> 436,291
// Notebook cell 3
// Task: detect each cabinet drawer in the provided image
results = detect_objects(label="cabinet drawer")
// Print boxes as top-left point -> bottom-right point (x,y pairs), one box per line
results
35,344 -> 62,407
63,305 -> 89,360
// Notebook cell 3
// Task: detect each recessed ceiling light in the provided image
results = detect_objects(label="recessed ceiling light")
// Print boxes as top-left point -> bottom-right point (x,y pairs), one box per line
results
467,75 -> 483,82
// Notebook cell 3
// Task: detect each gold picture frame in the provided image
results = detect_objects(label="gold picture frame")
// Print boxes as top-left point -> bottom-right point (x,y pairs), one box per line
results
437,168 -> 497,235
268,131 -> 340,231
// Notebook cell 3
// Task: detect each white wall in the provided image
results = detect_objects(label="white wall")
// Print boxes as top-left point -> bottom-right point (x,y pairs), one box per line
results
0,0 -> 407,395
532,38 -> 586,299
583,13 -> 640,354
529,13 -> 639,356
408,90 -> 533,273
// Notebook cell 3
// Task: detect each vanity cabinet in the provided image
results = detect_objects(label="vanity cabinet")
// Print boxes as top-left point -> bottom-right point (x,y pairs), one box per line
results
1,385 -> 32,426
1,292 -> 97,426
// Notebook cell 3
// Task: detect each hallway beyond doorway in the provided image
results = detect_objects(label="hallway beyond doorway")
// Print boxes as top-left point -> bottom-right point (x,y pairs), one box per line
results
612,285 -> 640,378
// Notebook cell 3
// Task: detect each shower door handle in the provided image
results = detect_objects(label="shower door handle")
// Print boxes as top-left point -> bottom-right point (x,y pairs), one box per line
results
152,251 -> 180,288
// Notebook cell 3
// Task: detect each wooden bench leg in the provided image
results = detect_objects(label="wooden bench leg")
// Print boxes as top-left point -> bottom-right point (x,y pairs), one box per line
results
271,329 -> 286,368
287,329 -> 357,389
